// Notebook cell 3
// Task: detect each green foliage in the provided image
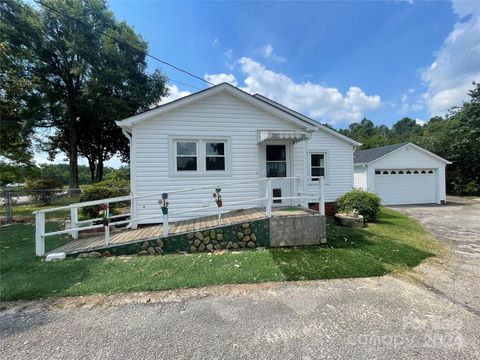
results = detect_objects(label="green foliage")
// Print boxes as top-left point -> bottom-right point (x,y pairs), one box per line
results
0,161 -> 40,185
38,163 -> 128,186
336,189 -> 381,222
80,179 -> 130,218
24,176 -> 63,205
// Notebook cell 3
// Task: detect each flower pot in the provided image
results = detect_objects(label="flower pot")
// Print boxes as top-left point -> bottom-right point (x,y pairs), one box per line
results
216,201 -> 223,208
161,207 -> 169,215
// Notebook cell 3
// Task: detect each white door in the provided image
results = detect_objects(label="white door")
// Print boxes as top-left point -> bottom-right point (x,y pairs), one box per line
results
263,143 -> 292,206
374,169 -> 436,205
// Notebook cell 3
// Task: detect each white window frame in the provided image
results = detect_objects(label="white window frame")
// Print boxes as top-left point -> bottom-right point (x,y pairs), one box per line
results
175,140 -> 198,173
169,136 -> 231,177
308,151 -> 328,184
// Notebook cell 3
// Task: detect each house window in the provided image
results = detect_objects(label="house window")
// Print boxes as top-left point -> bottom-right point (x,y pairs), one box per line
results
205,142 -> 225,171
310,153 -> 325,181
266,145 -> 287,177
176,141 -> 197,171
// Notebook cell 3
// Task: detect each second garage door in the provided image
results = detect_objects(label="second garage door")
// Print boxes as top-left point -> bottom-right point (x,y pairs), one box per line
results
374,169 -> 436,205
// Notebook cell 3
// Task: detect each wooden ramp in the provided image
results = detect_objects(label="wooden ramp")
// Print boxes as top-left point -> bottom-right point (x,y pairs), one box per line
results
48,207 -> 313,255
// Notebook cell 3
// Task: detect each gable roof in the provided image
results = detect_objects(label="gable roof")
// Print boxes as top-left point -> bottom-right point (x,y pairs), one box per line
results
354,142 -> 451,165
116,82 -> 359,146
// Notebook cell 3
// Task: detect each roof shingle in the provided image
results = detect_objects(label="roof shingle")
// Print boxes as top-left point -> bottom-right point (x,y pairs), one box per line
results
354,143 -> 408,164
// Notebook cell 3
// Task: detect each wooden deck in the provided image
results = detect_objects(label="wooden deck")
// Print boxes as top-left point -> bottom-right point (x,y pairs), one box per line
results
48,207 -> 316,255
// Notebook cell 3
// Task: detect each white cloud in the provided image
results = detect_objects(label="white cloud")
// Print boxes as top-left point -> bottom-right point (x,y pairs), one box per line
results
415,118 -> 425,126
235,57 -> 381,124
204,73 -> 238,86
421,0 -> 480,115
160,85 -> 191,104
260,44 -> 286,63
212,38 -> 219,46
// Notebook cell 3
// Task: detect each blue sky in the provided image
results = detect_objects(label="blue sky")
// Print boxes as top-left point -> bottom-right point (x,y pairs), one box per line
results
35,0 -> 480,167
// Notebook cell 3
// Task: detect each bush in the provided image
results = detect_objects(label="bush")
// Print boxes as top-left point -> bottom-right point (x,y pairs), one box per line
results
80,179 -> 130,218
25,177 -> 64,205
336,188 -> 381,222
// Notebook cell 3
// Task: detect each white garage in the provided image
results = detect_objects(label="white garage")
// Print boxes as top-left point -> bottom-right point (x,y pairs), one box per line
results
353,143 -> 450,205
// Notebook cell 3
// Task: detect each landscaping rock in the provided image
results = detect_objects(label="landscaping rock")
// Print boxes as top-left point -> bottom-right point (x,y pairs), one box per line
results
247,241 -> 255,248
243,235 -> 250,242
194,239 -> 202,247
195,232 -> 204,240
155,247 -> 164,255
156,239 -> 164,247
242,223 -> 250,229
243,228 -> 251,235
334,213 -> 364,229
232,242 -> 239,249
78,253 -> 89,258
251,233 -> 256,241
198,243 -> 205,251
141,241 -> 149,250
147,247 -> 156,255
102,251 -> 111,257
88,252 -> 102,258
186,233 -> 194,240
138,250 -> 148,256
210,230 -> 216,239
203,231 -> 209,237
190,246 -> 197,252
238,242 -> 246,248
206,244 -> 213,251
214,244 -> 222,250
226,241 -> 233,249
217,233 -> 224,241
204,237 -> 210,244
237,232 -> 244,240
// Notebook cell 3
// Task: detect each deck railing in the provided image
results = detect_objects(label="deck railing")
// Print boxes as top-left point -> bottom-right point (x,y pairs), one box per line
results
34,176 -> 325,256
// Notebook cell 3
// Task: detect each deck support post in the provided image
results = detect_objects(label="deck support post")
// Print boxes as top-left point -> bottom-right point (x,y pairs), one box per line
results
104,224 -> 110,246
319,177 -> 325,215
266,179 -> 272,217
70,207 -> 78,240
35,211 -> 45,256
217,206 -> 222,225
163,214 -> 169,237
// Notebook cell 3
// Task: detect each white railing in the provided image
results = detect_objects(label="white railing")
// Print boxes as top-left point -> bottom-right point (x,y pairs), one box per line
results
34,176 -> 325,256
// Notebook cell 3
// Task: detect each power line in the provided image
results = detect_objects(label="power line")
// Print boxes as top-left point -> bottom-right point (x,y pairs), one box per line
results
32,0 -> 214,88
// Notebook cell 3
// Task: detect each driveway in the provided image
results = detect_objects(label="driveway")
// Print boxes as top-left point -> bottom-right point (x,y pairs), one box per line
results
1,198 -> 479,359
391,196 -> 480,314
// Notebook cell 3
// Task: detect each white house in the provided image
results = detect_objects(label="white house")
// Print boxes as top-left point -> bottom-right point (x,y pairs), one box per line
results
116,83 -> 359,225
353,143 -> 451,205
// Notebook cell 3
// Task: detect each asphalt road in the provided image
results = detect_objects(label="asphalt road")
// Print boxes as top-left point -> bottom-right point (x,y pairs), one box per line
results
1,198 -> 479,359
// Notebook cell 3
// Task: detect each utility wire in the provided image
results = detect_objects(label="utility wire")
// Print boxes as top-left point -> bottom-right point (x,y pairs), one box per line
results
33,0 -> 214,88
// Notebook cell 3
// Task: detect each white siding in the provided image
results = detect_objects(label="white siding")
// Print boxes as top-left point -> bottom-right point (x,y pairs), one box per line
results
305,131 -> 355,203
354,166 -> 368,190
131,91 -> 356,223
132,92 -> 308,223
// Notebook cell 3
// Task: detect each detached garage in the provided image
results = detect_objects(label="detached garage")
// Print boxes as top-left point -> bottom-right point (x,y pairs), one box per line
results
353,143 -> 451,205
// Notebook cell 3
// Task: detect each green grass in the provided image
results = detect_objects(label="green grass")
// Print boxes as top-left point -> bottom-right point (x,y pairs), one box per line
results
0,208 -> 444,301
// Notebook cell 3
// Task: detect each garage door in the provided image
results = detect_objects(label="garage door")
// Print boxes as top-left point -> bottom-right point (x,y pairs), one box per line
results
374,169 -> 436,205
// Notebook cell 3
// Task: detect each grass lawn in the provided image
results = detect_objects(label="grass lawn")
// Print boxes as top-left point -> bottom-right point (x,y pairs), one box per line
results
0,208 -> 444,301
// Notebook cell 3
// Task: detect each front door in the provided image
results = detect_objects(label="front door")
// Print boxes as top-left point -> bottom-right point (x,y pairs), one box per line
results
264,143 -> 292,206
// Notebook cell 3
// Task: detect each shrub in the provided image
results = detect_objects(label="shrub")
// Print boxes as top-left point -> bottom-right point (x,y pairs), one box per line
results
80,179 -> 130,218
336,188 -> 381,222
25,177 -> 64,205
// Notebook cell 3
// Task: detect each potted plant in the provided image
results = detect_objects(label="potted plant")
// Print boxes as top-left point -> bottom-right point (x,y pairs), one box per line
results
159,192 -> 169,215
213,187 -> 223,207
99,203 -> 109,226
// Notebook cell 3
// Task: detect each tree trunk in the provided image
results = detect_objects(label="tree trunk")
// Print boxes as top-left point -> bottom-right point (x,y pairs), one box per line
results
95,158 -> 104,183
87,158 -> 96,184
68,115 -> 80,195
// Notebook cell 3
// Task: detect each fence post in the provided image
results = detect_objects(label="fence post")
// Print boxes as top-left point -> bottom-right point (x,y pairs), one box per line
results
130,193 -> 138,229
319,177 -> 325,215
163,213 -> 169,237
70,207 -> 78,239
35,211 -> 45,256
266,179 -> 272,217
104,206 -> 110,246
5,190 -> 12,224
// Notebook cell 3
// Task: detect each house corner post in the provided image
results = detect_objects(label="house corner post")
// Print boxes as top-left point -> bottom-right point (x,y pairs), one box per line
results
319,177 -> 325,215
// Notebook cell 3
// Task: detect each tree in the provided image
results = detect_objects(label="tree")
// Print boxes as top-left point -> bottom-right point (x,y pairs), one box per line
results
391,117 -> 423,142
1,0 -> 167,190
